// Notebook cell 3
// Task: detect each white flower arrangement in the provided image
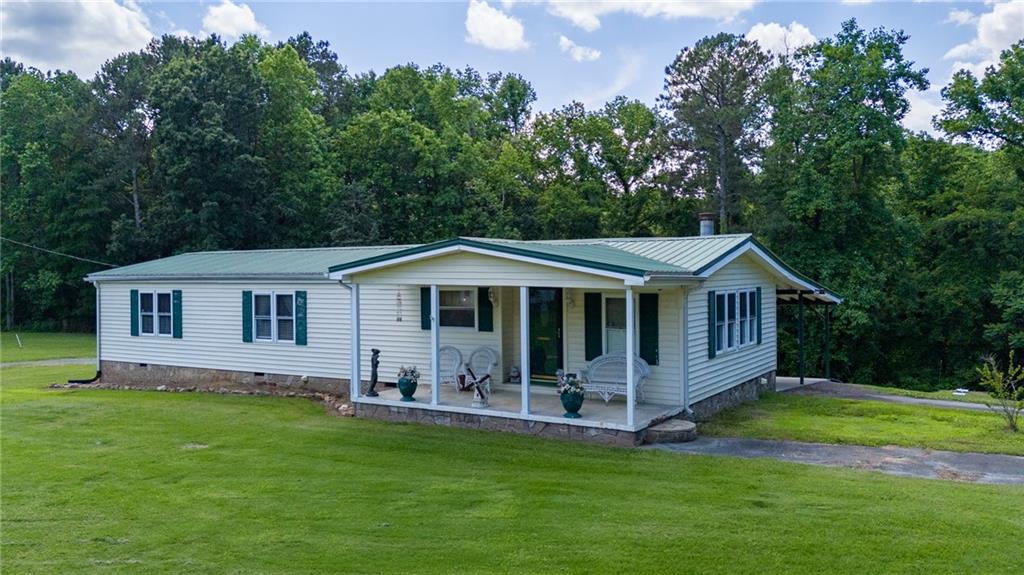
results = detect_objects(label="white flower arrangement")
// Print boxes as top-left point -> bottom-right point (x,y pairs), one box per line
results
397,365 -> 420,382
558,374 -> 585,396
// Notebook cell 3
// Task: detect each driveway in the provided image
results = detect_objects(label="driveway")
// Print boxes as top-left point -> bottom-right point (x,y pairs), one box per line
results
648,437 -> 1024,484
777,377 -> 991,412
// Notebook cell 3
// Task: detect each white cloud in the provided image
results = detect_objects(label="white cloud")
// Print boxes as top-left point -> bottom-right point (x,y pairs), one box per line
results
746,21 -> 816,55
465,0 -> 529,51
559,35 -> 601,62
545,1 -> 756,32
0,0 -> 154,77
944,9 -> 977,26
575,52 -> 643,108
944,0 -> 1024,78
903,89 -> 943,135
200,0 -> 269,39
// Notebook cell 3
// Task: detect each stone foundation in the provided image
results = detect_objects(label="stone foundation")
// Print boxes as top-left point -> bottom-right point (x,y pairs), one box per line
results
100,360 -> 348,397
356,403 -> 643,447
684,371 -> 775,422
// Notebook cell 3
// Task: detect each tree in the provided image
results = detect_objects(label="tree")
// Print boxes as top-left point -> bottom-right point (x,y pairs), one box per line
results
661,33 -> 771,231
938,41 -> 1024,151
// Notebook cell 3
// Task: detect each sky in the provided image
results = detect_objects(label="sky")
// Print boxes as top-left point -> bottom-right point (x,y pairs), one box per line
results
2,1 -> 1022,134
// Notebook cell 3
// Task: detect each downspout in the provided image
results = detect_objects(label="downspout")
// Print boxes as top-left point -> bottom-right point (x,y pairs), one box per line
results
68,280 -> 101,384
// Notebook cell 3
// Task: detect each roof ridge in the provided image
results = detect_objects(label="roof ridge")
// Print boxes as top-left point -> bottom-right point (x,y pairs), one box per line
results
182,244 -> 420,256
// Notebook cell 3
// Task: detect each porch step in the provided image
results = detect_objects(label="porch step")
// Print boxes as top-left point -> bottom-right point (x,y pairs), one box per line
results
644,419 -> 698,444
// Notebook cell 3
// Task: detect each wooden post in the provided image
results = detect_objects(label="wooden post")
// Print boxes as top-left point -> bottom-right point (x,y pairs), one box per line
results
350,284 -> 361,399
824,304 -> 832,381
625,288 -> 636,428
430,284 -> 440,406
520,286 -> 530,415
798,292 -> 805,386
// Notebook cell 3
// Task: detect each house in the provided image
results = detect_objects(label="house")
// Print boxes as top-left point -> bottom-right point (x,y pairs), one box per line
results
85,231 -> 839,445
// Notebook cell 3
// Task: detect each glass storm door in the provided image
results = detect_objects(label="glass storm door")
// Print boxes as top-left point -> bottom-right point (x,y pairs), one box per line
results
529,288 -> 563,379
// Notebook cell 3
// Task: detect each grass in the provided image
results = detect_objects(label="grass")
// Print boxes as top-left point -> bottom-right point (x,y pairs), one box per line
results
0,331 -> 95,363
702,392 -> 1024,456
2,364 -> 1022,574
852,383 -> 992,405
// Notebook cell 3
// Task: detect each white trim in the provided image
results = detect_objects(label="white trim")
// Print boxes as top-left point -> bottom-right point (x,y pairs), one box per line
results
699,243 -> 842,303
350,284 -> 361,399
96,283 -> 101,369
430,284 -> 440,406
625,287 -> 636,428
328,244 -> 646,286
520,286 -> 530,415
680,288 -> 689,411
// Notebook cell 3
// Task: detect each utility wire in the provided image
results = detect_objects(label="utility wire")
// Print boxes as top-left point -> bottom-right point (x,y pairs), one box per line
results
0,236 -> 118,267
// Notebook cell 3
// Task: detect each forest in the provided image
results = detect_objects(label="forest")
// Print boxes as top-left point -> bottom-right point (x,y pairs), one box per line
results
1,20 -> 1021,390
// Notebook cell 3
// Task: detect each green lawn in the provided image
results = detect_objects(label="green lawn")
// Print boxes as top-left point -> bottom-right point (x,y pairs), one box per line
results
0,331 -> 95,363
702,392 -> 1024,456
2,365 -> 1022,574
853,383 -> 993,404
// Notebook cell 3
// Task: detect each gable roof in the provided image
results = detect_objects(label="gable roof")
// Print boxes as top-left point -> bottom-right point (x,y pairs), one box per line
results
86,234 -> 840,303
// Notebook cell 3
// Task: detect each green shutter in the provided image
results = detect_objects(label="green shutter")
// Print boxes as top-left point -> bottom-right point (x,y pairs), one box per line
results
639,293 -> 659,365
584,292 -> 602,361
295,291 -> 307,346
756,287 -> 763,345
172,290 -> 183,339
242,290 -> 253,343
708,291 -> 716,359
420,287 -> 431,330
130,289 -> 139,336
477,287 -> 494,332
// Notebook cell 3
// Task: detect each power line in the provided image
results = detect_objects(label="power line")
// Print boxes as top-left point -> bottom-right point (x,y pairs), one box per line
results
0,236 -> 118,268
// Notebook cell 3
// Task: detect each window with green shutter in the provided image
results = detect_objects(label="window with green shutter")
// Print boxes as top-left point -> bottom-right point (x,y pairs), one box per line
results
242,290 -> 253,342
172,290 -> 182,339
420,287 -> 431,330
130,289 -> 140,336
295,291 -> 307,346
477,287 -> 493,332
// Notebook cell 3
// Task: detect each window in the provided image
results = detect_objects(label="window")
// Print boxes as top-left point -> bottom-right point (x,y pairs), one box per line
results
605,297 -> 626,354
140,291 -> 172,336
276,294 -> 294,341
715,289 -> 757,354
439,289 -> 475,327
254,292 -> 295,341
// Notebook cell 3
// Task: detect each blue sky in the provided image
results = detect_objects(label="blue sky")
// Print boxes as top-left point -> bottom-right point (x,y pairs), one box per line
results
3,1 -> 1022,133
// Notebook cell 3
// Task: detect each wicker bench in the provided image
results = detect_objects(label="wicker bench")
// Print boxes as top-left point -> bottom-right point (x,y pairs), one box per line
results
578,353 -> 651,404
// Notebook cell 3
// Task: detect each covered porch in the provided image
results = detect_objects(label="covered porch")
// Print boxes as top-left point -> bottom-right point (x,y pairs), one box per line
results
329,238 -> 693,435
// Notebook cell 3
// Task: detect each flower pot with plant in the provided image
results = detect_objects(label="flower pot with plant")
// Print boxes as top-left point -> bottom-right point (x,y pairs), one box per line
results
397,365 -> 420,402
558,374 -> 585,419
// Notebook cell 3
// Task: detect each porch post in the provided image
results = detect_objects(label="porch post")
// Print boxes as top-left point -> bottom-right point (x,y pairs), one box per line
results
625,287 -> 636,428
350,284 -> 361,399
519,286 -> 530,415
430,284 -> 440,406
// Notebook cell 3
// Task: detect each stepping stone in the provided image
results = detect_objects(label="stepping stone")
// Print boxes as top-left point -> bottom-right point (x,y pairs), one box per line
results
645,419 -> 697,444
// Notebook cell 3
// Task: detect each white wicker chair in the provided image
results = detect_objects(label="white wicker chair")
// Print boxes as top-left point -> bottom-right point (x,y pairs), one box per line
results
438,345 -> 464,391
463,347 -> 499,407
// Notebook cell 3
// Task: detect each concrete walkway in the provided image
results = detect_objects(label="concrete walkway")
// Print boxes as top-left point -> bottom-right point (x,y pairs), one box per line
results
777,377 -> 992,412
1,357 -> 95,368
649,437 -> 1024,484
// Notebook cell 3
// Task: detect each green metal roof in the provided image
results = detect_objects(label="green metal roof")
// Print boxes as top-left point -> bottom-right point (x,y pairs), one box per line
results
85,234 -> 839,302
86,245 -> 412,280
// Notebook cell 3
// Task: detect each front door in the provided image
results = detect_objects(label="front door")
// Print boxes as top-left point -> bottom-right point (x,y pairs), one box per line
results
529,288 -> 563,380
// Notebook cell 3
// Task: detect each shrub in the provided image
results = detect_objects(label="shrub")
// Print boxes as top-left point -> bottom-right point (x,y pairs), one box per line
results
977,351 -> 1024,432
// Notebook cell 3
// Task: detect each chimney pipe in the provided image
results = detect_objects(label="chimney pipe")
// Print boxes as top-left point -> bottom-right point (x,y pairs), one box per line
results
699,212 -> 716,236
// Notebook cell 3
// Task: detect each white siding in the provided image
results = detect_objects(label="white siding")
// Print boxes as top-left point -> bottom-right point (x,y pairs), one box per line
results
352,251 -> 629,289
685,253 -> 777,404
98,280 -> 500,386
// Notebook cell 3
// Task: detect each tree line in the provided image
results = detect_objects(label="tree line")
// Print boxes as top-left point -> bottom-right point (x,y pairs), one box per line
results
1,20 -> 1021,389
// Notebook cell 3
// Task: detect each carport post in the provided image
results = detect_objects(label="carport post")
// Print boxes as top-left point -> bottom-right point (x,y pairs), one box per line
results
824,305 -> 831,381
798,292 -> 805,386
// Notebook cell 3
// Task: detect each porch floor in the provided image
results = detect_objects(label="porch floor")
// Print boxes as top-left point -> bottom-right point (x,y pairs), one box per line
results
370,382 -> 681,430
